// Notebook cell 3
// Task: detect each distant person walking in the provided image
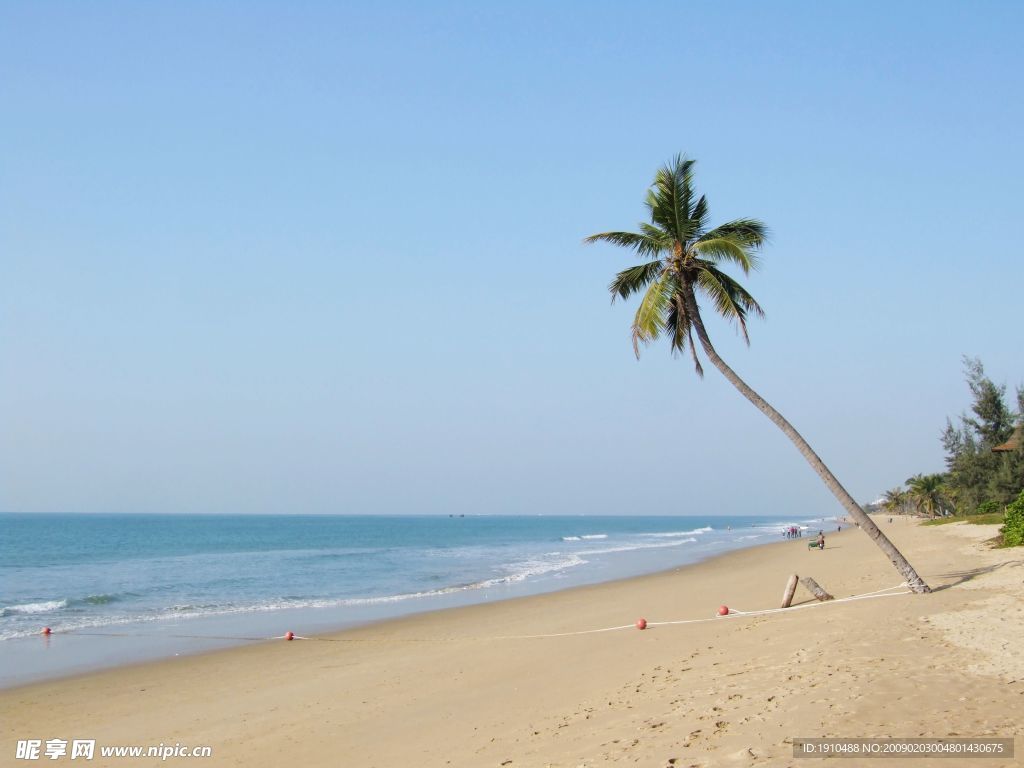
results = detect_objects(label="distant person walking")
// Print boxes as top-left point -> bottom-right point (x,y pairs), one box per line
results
817,531 -> 825,550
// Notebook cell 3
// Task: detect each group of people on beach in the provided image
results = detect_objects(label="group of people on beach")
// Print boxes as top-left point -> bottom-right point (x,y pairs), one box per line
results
785,525 -> 827,549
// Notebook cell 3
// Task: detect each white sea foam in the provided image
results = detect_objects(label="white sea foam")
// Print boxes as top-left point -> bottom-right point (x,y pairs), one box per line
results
638,526 -> 712,538
0,599 -> 68,617
476,554 -> 588,588
579,538 -> 696,556
0,521 -> 780,645
0,552 -> 594,640
312,554 -> 589,604
755,521 -> 811,534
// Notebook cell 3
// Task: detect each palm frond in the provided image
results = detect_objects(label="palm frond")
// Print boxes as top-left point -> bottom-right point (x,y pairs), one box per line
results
691,237 -> 759,273
663,292 -> 703,375
631,272 -> 673,358
583,230 -> 665,259
638,222 -> 671,244
692,219 -> 766,272
649,155 -> 696,242
694,264 -> 764,343
608,260 -> 665,302
587,154 -> 768,364
697,218 -> 768,250
643,189 -> 659,219
689,195 -> 708,239
646,185 -> 678,240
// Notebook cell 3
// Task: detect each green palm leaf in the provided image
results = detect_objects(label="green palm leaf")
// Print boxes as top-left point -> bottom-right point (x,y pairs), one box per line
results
662,292 -> 704,375
585,155 -> 766,351
696,268 -> 757,343
582,231 -> 664,258
698,219 -> 768,249
609,260 -> 665,302
646,155 -> 696,241
690,195 -> 709,236
692,237 -> 759,273
631,271 -> 673,357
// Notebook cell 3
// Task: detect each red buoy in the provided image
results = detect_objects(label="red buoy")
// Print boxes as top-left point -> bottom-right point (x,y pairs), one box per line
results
635,618 -> 647,630
285,631 -> 294,641
717,605 -> 730,616
41,627 -> 52,636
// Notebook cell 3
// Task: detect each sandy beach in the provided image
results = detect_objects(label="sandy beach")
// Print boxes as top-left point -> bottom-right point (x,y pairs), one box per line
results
2,518 -> 1021,767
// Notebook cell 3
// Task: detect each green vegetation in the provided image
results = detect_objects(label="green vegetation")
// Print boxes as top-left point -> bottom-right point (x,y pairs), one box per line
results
922,512 -> 1005,527
587,154 -> 930,592
974,500 -> 1000,517
1003,490 -> 1024,547
905,473 -> 954,518
882,359 -> 1023,546
941,358 -> 1024,512
880,487 -> 911,516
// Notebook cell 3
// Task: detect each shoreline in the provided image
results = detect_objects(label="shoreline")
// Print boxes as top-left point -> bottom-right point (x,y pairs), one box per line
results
4,517 -> 1019,766
1,517 -> 835,689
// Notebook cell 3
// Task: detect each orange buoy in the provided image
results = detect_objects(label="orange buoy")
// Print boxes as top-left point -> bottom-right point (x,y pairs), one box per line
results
635,618 -> 647,630
41,627 -> 52,636
717,605 -> 730,616
285,631 -> 294,641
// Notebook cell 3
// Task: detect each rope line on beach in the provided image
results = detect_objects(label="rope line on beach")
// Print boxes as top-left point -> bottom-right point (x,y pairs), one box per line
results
492,583 -> 912,639
35,584 -> 913,644
718,582 -> 910,618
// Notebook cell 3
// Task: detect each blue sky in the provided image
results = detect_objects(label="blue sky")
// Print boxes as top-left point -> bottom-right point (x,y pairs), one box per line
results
2,1 -> 1021,516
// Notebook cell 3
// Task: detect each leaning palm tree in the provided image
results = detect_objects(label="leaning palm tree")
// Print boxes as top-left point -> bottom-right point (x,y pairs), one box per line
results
585,155 -> 930,593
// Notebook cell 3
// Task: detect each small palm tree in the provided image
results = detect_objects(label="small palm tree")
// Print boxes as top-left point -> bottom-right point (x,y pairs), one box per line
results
906,474 -> 952,518
882,487 -> 910,517
586,155 -> 930,593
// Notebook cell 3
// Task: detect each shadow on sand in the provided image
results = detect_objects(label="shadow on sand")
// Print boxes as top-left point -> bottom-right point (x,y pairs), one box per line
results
928,560 -> 1023,592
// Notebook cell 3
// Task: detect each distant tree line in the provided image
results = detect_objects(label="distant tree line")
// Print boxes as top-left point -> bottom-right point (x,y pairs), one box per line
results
941,358 -> 1023,511
878,357 -> 1024,546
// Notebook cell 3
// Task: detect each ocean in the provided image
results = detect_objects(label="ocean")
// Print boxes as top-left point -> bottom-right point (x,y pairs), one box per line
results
0,513 -> 830,686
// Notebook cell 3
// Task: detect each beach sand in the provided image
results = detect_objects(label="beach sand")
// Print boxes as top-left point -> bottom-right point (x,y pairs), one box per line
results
2,518 -> 1021,767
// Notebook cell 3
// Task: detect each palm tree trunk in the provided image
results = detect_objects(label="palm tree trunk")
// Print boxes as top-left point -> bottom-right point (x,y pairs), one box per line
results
682,285 -> 930,593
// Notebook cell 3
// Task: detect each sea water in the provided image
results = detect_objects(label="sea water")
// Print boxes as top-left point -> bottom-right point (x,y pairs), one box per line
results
0,513 -> 830,686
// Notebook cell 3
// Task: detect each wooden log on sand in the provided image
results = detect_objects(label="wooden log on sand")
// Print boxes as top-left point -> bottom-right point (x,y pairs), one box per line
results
800,576 -> 834,602
781,573 -> 800,608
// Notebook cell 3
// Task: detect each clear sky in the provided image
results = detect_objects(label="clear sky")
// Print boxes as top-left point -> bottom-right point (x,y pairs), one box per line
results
2,2 -> 1021,516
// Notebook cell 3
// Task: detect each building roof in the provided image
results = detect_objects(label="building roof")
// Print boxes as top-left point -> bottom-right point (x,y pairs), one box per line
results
992,424 -> 1023,452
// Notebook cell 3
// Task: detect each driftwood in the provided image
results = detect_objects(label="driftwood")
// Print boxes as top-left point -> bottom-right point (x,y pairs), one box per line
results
781,573 -> 800,608
799,576 -> 834,602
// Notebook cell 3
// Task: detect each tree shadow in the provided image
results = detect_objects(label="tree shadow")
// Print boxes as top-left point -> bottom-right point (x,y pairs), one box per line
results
928,560 -> 1023,591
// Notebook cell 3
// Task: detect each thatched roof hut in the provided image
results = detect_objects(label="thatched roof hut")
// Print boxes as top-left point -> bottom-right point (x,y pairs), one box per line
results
992,424 -> 1023,452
